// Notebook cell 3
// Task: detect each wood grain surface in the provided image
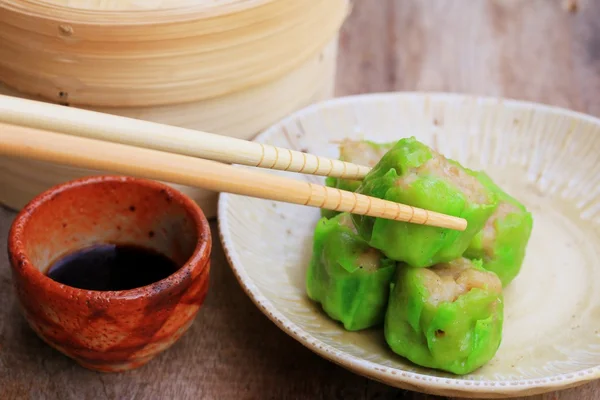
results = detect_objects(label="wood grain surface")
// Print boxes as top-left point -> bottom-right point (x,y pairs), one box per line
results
1,0 -> 599,399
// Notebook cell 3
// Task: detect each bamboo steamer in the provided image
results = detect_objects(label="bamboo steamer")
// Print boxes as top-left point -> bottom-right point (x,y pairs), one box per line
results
0,0 -> 348,218
0,0 -> 348,107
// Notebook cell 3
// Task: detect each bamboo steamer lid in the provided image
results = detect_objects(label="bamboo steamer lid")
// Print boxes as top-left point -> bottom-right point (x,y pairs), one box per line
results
0,0 -> 348,107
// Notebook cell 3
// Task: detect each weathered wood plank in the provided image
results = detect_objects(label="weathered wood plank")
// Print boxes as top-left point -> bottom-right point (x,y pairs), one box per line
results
2,0 -> 599,398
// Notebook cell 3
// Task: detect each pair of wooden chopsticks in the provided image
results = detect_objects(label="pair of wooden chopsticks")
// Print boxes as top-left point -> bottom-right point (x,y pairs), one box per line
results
0,94 -> 467,231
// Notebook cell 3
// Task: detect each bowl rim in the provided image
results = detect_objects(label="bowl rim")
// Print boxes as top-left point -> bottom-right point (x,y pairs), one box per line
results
217,91 -> 600,395
8,175 -> 212,301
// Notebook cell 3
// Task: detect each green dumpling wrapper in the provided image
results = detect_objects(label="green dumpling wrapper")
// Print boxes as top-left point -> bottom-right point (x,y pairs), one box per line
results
353,137 -> 498,267
384,258 -> 504,375
321,140 -> 396,219
464,171 -> 533,287
306,213 -> 397,331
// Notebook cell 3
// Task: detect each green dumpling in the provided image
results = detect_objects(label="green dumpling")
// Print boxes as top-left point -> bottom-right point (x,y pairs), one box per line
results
465,172 -> 533,287
321,140 -> 396,219
306,213 -> 397,331
353,137 -> 498,267
384,258 -> 504,375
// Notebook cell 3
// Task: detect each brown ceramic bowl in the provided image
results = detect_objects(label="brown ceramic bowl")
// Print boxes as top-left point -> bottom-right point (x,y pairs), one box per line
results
7,175 -> 211,372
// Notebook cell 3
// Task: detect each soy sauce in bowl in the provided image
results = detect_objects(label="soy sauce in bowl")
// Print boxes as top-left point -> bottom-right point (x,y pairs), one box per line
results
47,244 -> 179,291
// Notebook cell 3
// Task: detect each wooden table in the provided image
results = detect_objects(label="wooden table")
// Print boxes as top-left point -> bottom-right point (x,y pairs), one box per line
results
1,1 -> 598,399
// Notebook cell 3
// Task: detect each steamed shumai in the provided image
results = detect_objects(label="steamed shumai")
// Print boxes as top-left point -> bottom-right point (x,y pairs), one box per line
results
353,137 -> 498,267
306,212 -> 396,331
465,171 -> 533,286
385,258 -> 504,375
321,140 -> 396,219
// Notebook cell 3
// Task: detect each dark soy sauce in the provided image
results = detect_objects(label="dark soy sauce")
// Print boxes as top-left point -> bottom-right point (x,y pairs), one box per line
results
46,244 -> 179,291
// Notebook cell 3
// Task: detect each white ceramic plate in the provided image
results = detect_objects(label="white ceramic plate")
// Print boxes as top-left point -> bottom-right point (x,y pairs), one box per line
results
217,93 -> 600,398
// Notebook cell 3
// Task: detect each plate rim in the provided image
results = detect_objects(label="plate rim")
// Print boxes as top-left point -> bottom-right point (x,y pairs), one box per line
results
217,91 -> 600,396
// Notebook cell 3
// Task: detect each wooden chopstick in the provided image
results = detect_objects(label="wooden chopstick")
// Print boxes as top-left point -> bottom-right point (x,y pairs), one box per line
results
0,122 -> 467,231
0,94 -> 371,180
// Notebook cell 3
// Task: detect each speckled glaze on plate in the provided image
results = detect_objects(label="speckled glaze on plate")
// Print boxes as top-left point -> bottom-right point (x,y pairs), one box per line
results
218,93 -> 600,398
